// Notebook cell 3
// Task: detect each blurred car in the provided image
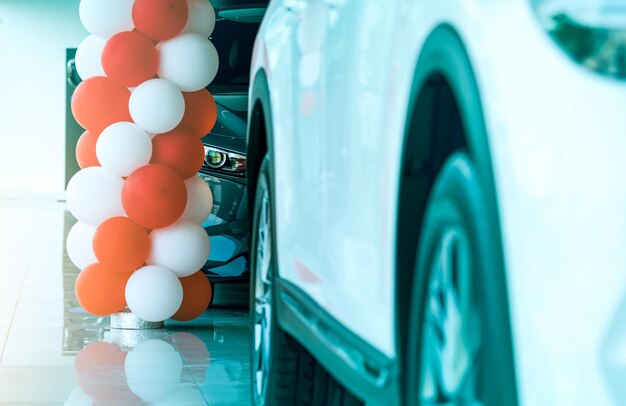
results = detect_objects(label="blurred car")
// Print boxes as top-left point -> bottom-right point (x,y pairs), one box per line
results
199,104 -> 248,281
247,0 -> 626,405
197,1 -> 268,304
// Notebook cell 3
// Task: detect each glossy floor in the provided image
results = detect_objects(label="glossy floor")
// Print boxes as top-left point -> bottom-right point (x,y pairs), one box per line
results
0,199 -> 251,405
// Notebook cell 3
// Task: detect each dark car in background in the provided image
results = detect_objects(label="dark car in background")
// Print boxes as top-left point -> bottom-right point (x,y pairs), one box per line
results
197,0 -> 268,304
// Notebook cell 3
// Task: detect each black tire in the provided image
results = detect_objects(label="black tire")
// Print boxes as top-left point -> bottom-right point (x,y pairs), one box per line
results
406,152 -> 516,405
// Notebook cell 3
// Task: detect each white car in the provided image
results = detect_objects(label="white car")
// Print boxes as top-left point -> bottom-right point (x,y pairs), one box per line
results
246,0 -> 626,405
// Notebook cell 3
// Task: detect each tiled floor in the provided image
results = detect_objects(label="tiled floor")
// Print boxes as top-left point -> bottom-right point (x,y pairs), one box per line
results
0,199 -> 251,405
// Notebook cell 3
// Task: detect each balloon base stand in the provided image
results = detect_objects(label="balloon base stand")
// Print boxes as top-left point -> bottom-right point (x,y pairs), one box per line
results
110,309 -> 164,330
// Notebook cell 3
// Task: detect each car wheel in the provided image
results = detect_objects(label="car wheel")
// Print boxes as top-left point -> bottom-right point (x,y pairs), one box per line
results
406,152 -> 515,405
249,156 -> 318,405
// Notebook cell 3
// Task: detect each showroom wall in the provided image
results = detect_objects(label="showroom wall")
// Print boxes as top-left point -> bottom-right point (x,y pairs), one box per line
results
0,0 -> 86,198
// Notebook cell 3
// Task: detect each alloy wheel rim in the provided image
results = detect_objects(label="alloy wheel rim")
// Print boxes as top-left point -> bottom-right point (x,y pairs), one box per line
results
419,226 -> 482,405
253,189 -> 272,403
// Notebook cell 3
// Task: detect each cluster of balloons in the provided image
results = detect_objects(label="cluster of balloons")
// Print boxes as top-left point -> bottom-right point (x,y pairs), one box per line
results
67,0 -> 219,322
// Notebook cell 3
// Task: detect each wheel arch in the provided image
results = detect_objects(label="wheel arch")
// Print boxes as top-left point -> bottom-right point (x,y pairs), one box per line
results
395,23 -> 517,404
247,69 -> 273,232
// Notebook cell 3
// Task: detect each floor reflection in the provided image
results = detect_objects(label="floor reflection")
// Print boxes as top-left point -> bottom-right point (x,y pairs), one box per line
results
0,199 -> 251,404
68,329 -> 242,404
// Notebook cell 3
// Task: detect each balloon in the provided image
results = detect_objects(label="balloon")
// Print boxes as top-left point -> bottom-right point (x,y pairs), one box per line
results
96,122 -> 152,177
75,342 -> 138,402
75,263 -> 131,316
171,271 -> 212,321
157,34 -> 219,92
179,89 -> 217,137
132,0 -> 189,42
181,0 -> 215,37
122,164 -> 187,229
129,79 -> 185,134
150,129 -> 205,179
66,167 -> 126,226
76,130 -> 100,169
66,222 -> 97,270
93,216 -> 150,273
125,339 -> 183,400
125,266 -> 183,322
180,176 -> 213,224
79,0 -> 135,38
102,31 -> 158,87
71,76 -> 132,133
147,220 -> 210,277
75,35 -> 106,80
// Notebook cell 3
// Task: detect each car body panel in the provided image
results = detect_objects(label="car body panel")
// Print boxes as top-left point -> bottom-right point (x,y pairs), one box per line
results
252,0 -> 626,404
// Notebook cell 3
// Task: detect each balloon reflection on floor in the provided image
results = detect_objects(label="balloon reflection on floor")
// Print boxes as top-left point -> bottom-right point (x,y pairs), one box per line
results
66,328 -> 246,405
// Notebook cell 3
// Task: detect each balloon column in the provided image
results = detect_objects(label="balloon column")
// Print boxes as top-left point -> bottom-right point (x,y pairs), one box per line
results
67,0 -> 219,323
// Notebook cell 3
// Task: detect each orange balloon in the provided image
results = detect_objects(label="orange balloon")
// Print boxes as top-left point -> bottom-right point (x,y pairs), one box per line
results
102,31 -> 158,88
75,263 -> 130,316
172,271 -> 212,321
151,129 -> 205,179
76,130 -> 100,168
132,0 -> 188,42
75,342 -> 139,402
93,217 -> 150,273
71,76 -> 132,133
179,90 -> 218,137
122,164 -> 187,229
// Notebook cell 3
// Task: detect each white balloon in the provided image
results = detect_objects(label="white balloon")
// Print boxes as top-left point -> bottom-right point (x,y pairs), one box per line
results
157,34 -> 219,92
147,221 -> 210,277
66,222 -> 97,270
125,339 -> 183,401
129,79 -> 185,134
79,0 -> 134,38
75,35 -> 106,80
182,0 -> 216,37
180,176 -> 213,224
126,266 -> 183,322
96,122 -> 152,177
66,167 -> 126,226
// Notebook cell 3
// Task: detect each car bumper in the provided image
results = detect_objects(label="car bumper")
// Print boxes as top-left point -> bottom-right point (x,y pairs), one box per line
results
197,171 -> 248,282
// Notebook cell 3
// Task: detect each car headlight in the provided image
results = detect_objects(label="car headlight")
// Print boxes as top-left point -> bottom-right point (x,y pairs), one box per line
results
206,149 -> 227,168
203,145 -> 247,174
531,0 -> 626,79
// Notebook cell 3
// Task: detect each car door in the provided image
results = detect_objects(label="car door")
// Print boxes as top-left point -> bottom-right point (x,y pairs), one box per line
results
274,0 -> 330,304
317,0 -> 400,355
269,0 -> 399,355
